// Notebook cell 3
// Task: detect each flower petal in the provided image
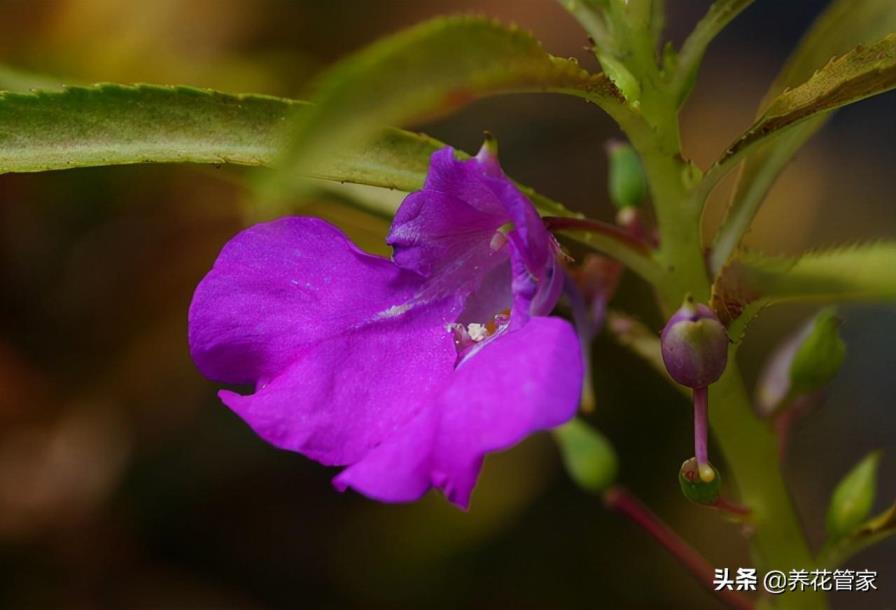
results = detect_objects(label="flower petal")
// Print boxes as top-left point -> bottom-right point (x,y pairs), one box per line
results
220,297 -> 458,466
388,148 -> 507,280
334,316 -> 583,507
189,217 -> 429,384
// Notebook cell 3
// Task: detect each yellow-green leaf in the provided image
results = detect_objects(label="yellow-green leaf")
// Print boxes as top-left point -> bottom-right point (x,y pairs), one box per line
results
726,34 -> 896,160
0,83 -> 450,192
0,83 -> 658,281
711,242 -> 896,341
267,15 -> 625,195
710,0 -> 896,274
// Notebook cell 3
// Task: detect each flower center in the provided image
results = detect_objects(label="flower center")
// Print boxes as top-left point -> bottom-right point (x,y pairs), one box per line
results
447,308 -> 511,353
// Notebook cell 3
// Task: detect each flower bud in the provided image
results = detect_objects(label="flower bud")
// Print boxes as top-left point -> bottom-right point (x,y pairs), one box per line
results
661,298 -> 728,389
554,419 -> 618,494
755,307 -> 844,416
606,140 -> 647,209
826,451 -> 881,541
679,457 -> 721,505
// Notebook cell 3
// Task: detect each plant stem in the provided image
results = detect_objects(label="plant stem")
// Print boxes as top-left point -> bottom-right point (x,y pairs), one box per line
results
633,119 -> 828,610
603,485 -> 754,610
606,23 -> 827,607
693,386 -> 712,480
710,365 -> 827,610
543,216 -> 654,254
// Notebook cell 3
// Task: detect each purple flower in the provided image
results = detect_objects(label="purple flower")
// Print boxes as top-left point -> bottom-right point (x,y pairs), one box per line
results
188,144 -> 583,508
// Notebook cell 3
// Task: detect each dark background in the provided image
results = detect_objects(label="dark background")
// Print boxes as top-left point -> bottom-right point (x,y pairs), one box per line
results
0,1 -> 893,608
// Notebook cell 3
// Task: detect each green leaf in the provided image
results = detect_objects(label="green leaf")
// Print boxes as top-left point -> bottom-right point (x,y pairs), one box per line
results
826,451 -> 882,541
710,0 -> 896,274
789,307 -> 846,396
267,15 -> 625,194
0,84 -> 658,281
711,242 -> 896,341
0,83 -> 446,191
674,0 -> 755,104
725,34 -> 896,161
553,419 -> 618,494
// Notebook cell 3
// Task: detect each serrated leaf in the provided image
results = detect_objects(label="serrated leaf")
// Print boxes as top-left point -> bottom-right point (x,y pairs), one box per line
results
553,418 -> 618,494
268,16 -> 624,194
827,451 -> 882,541
725,34 -> 896,160
711,242 -> 896,340
710,0 -> 896,274
674,0 -> 755,104
0,83 -> 447,191
0,83 -> 659,281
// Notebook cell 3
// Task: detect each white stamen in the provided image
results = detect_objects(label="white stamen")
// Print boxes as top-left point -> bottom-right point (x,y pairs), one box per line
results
466,323 -> 488,342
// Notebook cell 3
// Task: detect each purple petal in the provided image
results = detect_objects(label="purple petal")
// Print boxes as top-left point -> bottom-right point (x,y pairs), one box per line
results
388,148 -> 507,277
488,175 -> 552,274
334,316 -> 583,507
388,147 -> 559,325
220,296 -> 459,466
189,217 -> 433,384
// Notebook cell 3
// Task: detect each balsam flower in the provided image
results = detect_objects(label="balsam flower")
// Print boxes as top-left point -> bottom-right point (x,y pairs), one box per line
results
188,142 -> 583,508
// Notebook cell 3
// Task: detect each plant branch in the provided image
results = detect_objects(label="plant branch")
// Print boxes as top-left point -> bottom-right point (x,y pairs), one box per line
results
543,216 -> 654,254
543,216 -> 664,285
674,0 -> 756,104
603,485 -> 754,610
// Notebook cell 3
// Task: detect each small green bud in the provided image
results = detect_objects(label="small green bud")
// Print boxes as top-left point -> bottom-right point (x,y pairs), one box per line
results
756,308 -> 845,415
554,419 -> 618,494
826,451 -> 881,540
790,307 -> 846,396
679,457 -> 721,505
606,140 -> 647,209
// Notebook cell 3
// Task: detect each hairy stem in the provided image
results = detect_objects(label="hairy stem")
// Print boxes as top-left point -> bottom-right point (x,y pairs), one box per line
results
604,486 -> 754,610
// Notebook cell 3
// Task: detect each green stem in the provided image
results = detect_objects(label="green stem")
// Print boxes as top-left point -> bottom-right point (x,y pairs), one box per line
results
710,367 -> 827,610
624,87 -> 828,610
653,171 -> 826,609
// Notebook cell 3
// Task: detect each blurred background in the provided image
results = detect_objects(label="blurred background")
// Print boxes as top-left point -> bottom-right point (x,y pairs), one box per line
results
0,1 -> 893,608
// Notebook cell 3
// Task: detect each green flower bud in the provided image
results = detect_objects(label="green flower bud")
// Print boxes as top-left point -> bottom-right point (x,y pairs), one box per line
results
554,419 -> 618,494
790,307 -> 846,396
826,451 -> 881,540
606,140 -> 647,209
756,307 -> 845,415
679,457 -> 721,505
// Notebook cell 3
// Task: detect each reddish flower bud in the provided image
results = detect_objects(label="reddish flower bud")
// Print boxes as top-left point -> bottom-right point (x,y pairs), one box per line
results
661,297 -> 728,389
